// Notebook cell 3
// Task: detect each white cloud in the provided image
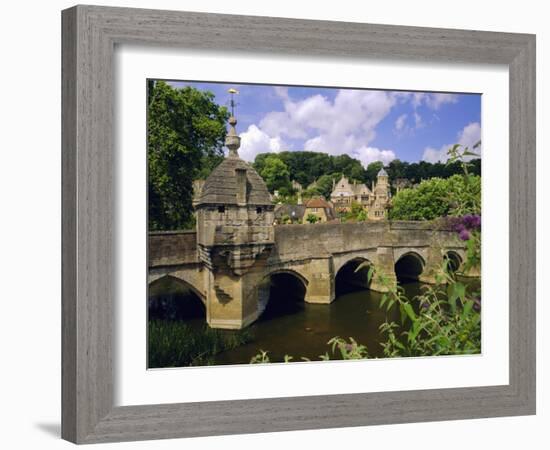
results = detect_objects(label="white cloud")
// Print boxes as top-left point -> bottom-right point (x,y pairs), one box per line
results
422,122 -> 481,163
395,114 -> 407,131
414,112 -> 424,128
241,88 -> 398,167
273,86 -> 290,101
426,93 -> 459,109
239,124 -> 286,162
407,92 -> 458,110
354,146 -> 397,167
394,112 -> 423,136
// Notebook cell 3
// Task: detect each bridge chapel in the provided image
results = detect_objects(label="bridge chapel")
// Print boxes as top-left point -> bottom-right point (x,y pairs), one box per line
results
193,114 -> 276,328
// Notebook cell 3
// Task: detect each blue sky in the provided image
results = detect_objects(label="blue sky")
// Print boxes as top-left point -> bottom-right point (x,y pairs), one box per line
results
167,80 -> 481,167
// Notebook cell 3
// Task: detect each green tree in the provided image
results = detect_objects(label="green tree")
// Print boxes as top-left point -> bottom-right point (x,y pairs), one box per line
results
389,174 -> 481,220
259,155 -> 291,193
315,174 -> 340,199
365,161 -> 384,185
387,159 -> 408,180
148,81 -> 229,231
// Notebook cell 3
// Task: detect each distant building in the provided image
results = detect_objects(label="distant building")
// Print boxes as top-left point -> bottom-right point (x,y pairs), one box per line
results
330,169 -> 391,220
291,180 -> 303,193
274,197 -> 336,224
274,204 -> 306,224
330,175 -> 371,211
368,168 -> 390,220
304,197 -> 336,223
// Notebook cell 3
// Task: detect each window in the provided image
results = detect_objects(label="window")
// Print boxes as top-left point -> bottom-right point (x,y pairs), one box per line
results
256,207 -> 262,214
218,205 -> 225,213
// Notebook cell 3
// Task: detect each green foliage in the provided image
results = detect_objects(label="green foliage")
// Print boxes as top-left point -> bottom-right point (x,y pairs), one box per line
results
341,202 -> 367,222
327,337 -> 369,359
250,337 -> 368,364
389,174 -> 481,220
280,214 -> 292,224
148,320 -> 252,367
249,350 -> 271,364
365,161 -> 384,184
463,230 -> 481,273
316,174 -> 340,199
252,151 -> 480,199
258,155 -> 291,193
305,213 -> 319,224
148,80 -> 229,231
374,264 -> 481,357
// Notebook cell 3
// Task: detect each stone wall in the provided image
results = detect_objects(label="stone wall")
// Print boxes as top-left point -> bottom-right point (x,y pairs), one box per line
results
149,230 -> 199,267
270,221 -> 456,262
147,221 -> 470,329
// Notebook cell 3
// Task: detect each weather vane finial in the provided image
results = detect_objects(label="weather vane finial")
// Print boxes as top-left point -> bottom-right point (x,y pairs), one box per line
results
228,88 -> 239,117
225,88 -> 241,158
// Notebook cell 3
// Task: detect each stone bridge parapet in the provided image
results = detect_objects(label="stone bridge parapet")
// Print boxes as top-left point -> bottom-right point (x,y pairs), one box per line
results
148,221 -> 469,329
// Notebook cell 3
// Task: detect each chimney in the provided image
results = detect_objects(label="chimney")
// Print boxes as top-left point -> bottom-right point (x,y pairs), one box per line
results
236,168 -> 247,204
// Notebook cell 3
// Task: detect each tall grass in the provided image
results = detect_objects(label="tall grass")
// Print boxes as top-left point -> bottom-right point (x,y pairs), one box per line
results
148,320 -> 252,368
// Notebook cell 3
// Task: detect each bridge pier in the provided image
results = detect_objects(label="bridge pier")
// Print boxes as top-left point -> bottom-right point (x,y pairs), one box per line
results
419,247 -> 446,285
369,247 -> 397,293
303,257 -> 334,304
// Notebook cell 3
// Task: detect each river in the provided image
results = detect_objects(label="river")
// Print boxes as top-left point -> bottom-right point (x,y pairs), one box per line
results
148,276 -> 436,366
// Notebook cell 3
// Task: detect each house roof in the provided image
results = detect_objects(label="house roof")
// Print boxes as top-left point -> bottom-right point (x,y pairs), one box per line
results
274,204 -> 306,219
305,197 -> 332,208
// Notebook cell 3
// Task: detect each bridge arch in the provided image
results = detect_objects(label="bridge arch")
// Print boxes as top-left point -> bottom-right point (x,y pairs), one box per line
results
257,269 -> 308,318
148,274 -> 206,321
335,257 -> 372,295
444,250 -> 463,273
148,269 -> 205,304
394,251 -> 425,283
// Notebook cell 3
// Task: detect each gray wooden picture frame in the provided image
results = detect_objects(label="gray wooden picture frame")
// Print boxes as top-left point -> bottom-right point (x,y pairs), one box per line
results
61,4 -> 536,444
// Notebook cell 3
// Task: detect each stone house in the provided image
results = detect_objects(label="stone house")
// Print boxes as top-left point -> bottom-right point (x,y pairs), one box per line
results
330,170 -> 391,219
303,197 -> 336,223
330,175 -> 371,211
368,168 -> 390,220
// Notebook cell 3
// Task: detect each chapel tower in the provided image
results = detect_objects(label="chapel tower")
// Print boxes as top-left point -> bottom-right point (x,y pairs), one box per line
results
194,102 -> 275,329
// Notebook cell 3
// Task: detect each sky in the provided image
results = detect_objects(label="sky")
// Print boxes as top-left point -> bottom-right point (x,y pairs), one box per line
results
167,80 -> 481,167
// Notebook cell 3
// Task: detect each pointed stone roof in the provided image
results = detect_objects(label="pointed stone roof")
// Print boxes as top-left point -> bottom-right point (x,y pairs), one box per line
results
377,168 -> 388,177
195,116 -> 271,207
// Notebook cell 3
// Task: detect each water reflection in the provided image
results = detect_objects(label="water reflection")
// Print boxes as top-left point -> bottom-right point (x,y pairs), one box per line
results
148,276 -> 480,366
213,282 -> 423,364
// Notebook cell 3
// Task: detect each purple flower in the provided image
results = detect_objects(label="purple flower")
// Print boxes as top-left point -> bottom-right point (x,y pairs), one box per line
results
463,214 -> 481,231
421,302 -> 430,310
458,229 -> 471,241
473,298 -> 481,312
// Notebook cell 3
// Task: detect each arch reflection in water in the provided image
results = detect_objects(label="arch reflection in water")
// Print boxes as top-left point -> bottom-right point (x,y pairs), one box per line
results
148,275 -> 205,321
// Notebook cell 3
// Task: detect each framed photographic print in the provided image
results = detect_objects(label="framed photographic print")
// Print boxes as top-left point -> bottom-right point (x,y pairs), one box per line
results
62,5 -> 536,444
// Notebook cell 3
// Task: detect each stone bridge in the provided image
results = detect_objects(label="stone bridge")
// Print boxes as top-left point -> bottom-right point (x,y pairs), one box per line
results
148,221 -> 471,329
